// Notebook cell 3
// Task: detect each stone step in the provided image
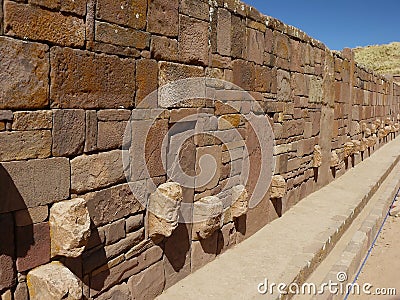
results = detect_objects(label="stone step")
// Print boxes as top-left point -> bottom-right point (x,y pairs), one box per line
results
156,137 -> 400,300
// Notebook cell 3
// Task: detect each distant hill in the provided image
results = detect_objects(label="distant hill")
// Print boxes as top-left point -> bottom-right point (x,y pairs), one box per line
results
353,42 -> 400,80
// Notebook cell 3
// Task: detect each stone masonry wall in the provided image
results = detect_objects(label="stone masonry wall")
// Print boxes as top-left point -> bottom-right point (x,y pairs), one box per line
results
1,0 -> 400,299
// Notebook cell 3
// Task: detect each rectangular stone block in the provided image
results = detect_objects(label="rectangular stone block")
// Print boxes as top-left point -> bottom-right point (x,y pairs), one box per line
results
0,111 -> 13,121
4,1 -> 85,47
0,158 -> 70,212
84,183 -> 144,226
97,121 -> 127,151
0,37 -> 49,110
147,0 -> 179,37
12,111 -> 52,131
85,110 -> 98,153
97,110 -> 131,122
103,219 -> 126,246
178,15 -> 209,66
16,222 -> 50,272
95,21 -> 150,49
136,59 -> 158,106
52,109 -> 85,157
150,36 -> 179,61
231,15 -> 245,59
0,131 -> 51,161
50,47 -> 135,109
128,261 -> 165,300
232,60 -> 255,91
29,0 -> 87,15
246,27 -> 264,65
96,0 -> 147,30
0,214 -> 15,291
216,8 -> 231,56
14,205 -> 48,227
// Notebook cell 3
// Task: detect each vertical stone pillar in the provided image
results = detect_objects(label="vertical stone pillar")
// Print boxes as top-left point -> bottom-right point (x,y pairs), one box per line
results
317,50 -> 335,187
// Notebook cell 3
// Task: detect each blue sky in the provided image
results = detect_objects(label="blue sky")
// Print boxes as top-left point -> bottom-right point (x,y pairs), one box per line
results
243,0 -> 400,50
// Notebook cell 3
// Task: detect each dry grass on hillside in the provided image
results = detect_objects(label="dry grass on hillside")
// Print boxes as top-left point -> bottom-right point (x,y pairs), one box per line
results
353,42 -> 400,76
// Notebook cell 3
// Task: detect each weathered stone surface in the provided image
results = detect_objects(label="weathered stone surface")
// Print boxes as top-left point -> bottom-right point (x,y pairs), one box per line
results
150,36 -> 179,61
52,109 -> 85,157
277,69 -> 291,102
147,0 -> 179,37
103,219 -> 125,245
231,185 -> 249,218
27,261 -> 81,300
148,182 -> 183,240
85,110 -> 97,153
14,281 -> 29,300
178,15 -> 209,65
136,59 -> 158,105
4,2 -> 85,47
246,28 -> 264,65
15,206 -> 48,227
84,183 -> 144,227
97,110 -> 131,122
330,150 -> 340,168
180,0 -> 209,21
0,36 -> 49,109
195,146 -> 222,192
216,8 -> 231,56
0,214 -> 15,291
12,111 -> 52,131
191,231 -> 218,272
71,150 -> 124,194
95,21 -> 150,49
218,114 -> 242,130
50,198 -> 91,258
232,60 -> 255,91
270,175 -> 287,199
192,196 -> 223,240
0,130 -> 51,161
16,222 -> 50,272
97,121 -> 126,151
1,290 -> 12,300
29,0 -> 87,15
126,214 -> 144,233
96,0 -> 147,30
0,110 -> 13,121
128,261 -> 164,300
96,282 -> 131,300
0,158 -> 70,212
312,145 -> 322,168
50,47 -> 135,109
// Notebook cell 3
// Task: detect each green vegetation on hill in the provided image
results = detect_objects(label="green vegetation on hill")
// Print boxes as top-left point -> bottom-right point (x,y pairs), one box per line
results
353,42 -> 400,76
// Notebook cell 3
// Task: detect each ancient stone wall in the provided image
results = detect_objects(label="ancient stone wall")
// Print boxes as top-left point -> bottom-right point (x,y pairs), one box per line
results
1,0 -> 400,299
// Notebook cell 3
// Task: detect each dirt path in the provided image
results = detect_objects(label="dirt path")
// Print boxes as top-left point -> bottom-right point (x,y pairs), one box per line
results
348,215 -> 400,300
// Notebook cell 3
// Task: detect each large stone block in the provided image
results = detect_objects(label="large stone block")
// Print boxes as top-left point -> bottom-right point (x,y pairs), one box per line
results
50,47 -> 135,109
195,146 -> 222,192
97,121 -> 126,151
0,214 -> 15,291
232,60 -> 255,91
0,158 -> 70,212
4,1 -> 85,47
270,175 -> 287,199
128,261 -> 165,300
84,183 -> 144,227
246,28 -> 264,65
12,111 -> 52,131
0,130 -> 51,161
95,21 -> 150,49
0,37 -> 49,109
192,196 -> 223,240
147,0 -> 179,37
52,109 -> 85,157
71,150 -> 125,194
96,0 -> 147,30
29,0 -> 87,15
150,36 -> 179,61
27,261 -> 81,300
148,182 -> 183,240
16,222 -> 50,272
178,15 -> 209,65
136,59 -> 158,105
216,8 -> 231,56
50,198 -> 91,258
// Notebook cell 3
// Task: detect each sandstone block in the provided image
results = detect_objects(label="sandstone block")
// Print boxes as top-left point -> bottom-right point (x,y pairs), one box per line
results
270,175 -> 287,199
85,110 -> 97,153
0,37 -> 48,109
103,219 -> 126,245
195,146 -> 222,192
246,27 -> 264,65
4,2 -> 85,47
27,261 -> 81,300
0,110 -> 13,121
0,214 -> 15,291
96,0 -> 147,30
147,0 -> 179,37
216,8 -> 231,56
97,121 -> 126,151
50,47 -> 135,109
95,21 -> 150,49
231,15 -> 246,59
97,110 -> 131,122
0,130 -> 51,161
128,261 -> 164,300
150,36 -> 179,61
180,0 -> 209,21
50,198 -> 91,258
96,283 -> 131,300
231,185 -> 249,218
313,145 -> 322,168
136,59 -> 158,105
84,184 -> 144,226
178,15 -> 209,65
192,196 -> 223,240
12,111 -> 52,131
126,214 -> 144,233
71,150 -> 124,194
232,59 -> 255,91
29,0 -> 86,15
0,158 -> 70,212
15,206 -> 48,227
330,150 -> 340,168
277,69 -> 291,102
52,109 -> 85,157
148,182 -> 183,240
16,222 -> 50,272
